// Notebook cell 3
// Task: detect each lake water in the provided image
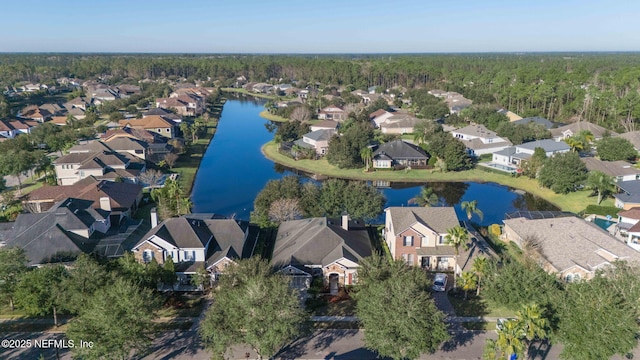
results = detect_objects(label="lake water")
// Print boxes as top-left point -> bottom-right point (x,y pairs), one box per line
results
191,95 -> 558,225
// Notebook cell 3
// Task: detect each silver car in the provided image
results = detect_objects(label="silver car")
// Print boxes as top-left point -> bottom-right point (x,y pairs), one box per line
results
432,273 -> 448,292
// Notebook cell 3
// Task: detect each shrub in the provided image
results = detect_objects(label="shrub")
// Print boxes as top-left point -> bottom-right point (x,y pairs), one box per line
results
584,205 -> 620,217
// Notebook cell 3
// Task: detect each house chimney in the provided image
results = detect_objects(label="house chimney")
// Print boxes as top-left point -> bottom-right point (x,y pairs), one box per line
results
151,207 -> 158,228
341,212 -> 349,231
99,197 -> 111,211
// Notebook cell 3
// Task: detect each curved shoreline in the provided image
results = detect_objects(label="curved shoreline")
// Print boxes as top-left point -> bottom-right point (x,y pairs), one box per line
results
261,141 -> 603,213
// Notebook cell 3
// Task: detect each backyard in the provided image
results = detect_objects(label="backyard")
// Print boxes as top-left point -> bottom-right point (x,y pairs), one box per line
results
262,141 -> 612,214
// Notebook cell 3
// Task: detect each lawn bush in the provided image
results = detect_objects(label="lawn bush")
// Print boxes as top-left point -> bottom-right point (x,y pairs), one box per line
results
584,205 -> 620,217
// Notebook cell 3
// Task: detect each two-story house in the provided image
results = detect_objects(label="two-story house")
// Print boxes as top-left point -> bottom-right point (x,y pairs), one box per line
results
132,212 -> 254,286
6,198 -> 110,265
54,142 -> 145,185
271,214 -> 372,294
450,124 -> 512,156
293,129 -> 334,155
384,207 -> 461,272
119,115 -> 176,139
318,105 -> 346,121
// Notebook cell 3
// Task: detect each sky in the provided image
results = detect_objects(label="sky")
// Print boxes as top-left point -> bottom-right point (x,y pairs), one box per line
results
1,0 -> 638,53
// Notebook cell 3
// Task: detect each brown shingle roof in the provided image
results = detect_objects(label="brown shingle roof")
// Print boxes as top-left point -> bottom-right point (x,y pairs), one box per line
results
386,207 -> 460,235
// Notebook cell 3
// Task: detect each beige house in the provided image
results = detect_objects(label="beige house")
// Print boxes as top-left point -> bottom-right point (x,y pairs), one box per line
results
450,124 -> 512,156
384,207 -> 461,272
502,213 -> 640,282
318,105 -> 346,121
119,115 -> 176,139
293,129 -> 334,155
54,142 -> 145,185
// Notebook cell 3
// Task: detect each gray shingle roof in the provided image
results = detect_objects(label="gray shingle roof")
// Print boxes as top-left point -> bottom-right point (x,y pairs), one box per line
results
582,158 -> 640,177
6,198 -> 103,265
615,180 -> 640,205
503,216 -> 640,273
550,122 -> 609,139
373,140 -> 429,160
386,207 -> 460,235
619,131 -> 640,150
303,129 -> 333,142
271,217 -> 372,269
517,139 -> 569,152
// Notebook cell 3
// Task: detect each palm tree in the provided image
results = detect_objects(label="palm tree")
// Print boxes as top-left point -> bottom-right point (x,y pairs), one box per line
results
471,256 -> 489,296
564,136 -> 585,152
408,186 -> 439,207
458,271 -> 478,299
586,170 -> 614,205
360,147 -> 373,172
461,200 -> 483,221
495,319 -> 526,359
445,225 -> 469,289
517,304 -> 549,359
578,130 -> 595,144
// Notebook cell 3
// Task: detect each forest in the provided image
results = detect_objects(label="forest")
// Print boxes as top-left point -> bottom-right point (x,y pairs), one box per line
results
1,53 -> 640,131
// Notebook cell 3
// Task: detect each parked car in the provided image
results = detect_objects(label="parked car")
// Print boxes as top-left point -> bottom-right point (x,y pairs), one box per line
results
432,273 -> 448,292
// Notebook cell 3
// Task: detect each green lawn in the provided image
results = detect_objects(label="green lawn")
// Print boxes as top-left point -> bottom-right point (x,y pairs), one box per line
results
259,110 -> 288,122
220,88 -> 279,100
262,141 -> 610,213
314,298 -> 357,317
448,292 -> 516,318
173,125 -> 217,194
156,293 -> 207,319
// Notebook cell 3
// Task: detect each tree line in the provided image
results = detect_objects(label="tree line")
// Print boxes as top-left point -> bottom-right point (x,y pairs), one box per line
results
1,53 -> 639,131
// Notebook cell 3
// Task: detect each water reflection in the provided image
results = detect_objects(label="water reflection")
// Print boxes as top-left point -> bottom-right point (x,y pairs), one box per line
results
191,96 -> 559,225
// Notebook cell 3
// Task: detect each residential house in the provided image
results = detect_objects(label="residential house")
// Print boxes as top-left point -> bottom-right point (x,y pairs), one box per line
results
117,84 -> 142,97
5,198 -> 110,265
384,207 -> 461,272
310,120 -> 339,132
502,212 -> 640,281
582,157 -> 640,182
451,124 -> 512,156
143,107 -> 183,123
19,105 -> 52,122
377,114 -> 423,134
497,108 -> 523,121
101,137 -> 148,160
293,129 -> 334,155
318,105 -> 346,121
271,215 -> 372,294
64,96 -> 92,111
0,119 -> 19,139
372,140 -> 429,169
614,180 -> 640,209
101,127 -> 173,163
50,116 -> 69,126
492,139 -> 570,167
616,208 -> 640,251
550,121 -> 610,141
24,177 -> 143,224
119,115 -> 176,139
618,131 -> 640,153
369,109 -> 395,128
0,119 -> 39,138
54,142 -> 145,185
428,90 -> 473,114
132,212 -> 254,286
38,103 -> 65,117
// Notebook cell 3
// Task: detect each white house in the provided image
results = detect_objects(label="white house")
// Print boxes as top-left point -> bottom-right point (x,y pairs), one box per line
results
450,124 -> 512,156
492,139 -> 570,167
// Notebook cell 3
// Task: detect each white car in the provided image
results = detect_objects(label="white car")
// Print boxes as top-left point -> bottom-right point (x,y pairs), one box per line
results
432,273 -> 448,292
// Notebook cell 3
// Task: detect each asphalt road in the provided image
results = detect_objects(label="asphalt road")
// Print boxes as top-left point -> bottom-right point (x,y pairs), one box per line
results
0,329 -> 566,360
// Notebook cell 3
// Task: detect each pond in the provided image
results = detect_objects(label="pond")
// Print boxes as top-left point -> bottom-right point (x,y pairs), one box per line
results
191,95 -> 558,226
